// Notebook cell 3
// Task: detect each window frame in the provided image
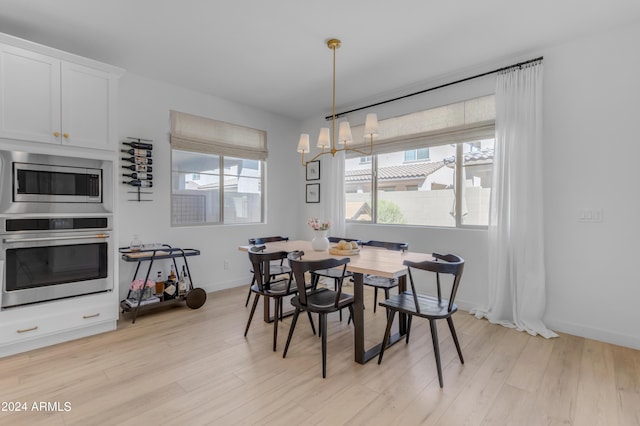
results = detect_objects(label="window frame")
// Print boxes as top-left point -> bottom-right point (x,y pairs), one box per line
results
403,147 -> 430,162
171,151 -> 265,227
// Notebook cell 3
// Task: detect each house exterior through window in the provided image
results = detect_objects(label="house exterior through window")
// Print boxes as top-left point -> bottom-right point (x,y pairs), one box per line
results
345,95 -> 495,228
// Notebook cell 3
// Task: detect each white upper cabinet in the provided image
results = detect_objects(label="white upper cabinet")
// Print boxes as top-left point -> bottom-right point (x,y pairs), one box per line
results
0,44 -> 61,144
61,61 -> 115,149
0,39 -> 121,151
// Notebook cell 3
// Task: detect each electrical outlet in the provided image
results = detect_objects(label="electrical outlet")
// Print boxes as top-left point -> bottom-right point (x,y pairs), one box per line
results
578,208 -> 603,223
223,259 -> 229,270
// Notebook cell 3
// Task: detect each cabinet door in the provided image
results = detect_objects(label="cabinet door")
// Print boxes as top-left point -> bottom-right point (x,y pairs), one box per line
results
61,62 -> 115,150
0,44 -> 61,144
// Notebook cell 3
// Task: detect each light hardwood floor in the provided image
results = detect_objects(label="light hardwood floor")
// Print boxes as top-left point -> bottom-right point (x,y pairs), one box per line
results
1,285 -> 639,425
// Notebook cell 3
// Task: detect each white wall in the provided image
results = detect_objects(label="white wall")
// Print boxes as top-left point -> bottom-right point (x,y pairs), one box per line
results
117,73 -> 302,297
117,20 -> 640,350
542,22 -> 640,348
296,21 -> 640,349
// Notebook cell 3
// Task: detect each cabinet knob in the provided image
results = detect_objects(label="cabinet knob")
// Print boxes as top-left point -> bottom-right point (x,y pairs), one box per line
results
53,132 -> 60,137
16,326 -> 38,334
63,133 -> 69,139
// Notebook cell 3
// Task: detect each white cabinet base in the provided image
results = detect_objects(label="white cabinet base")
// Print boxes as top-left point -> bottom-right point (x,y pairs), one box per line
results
0,320 -> 116,358
0,293 -> 118,358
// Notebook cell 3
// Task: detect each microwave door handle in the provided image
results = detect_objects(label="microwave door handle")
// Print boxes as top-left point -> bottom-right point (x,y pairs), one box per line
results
3,234 -> 110,244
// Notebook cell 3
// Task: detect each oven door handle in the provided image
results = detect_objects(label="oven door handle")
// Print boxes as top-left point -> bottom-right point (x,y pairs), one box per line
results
3,233 -> 110,244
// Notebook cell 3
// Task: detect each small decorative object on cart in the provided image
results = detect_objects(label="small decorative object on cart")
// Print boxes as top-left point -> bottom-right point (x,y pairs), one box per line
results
130,279 -> 155,300
129,234 -> 142,252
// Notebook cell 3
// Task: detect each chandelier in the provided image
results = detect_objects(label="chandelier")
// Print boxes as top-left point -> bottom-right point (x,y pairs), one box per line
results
297,38 -> 378,166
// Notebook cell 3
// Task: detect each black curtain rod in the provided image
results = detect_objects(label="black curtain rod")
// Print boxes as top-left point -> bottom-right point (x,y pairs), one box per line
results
326,56 -> 544,120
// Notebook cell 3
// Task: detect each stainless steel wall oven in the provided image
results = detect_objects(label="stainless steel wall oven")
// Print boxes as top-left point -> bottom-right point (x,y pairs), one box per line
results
0,150 -> 114,309
1,217 -> 112,308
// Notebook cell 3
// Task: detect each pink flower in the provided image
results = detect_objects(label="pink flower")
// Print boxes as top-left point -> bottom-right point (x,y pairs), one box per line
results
306,217 -> 331,231
130,279 -> 143,291
130,279 -> 156,290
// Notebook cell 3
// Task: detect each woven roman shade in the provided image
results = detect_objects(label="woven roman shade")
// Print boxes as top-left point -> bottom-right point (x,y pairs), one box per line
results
170,110 -> 267,161
347,95 -> 495,157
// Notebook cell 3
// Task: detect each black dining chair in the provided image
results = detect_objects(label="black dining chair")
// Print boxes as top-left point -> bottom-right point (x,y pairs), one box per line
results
377,253 -> 465,388
311,237 -> 361,322
283,251 -> 354,378
244,246 -> 315,351
245,236 -> 291,306
362,240 -> 409,313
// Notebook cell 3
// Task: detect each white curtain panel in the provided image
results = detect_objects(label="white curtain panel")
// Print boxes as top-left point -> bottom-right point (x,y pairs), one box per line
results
471,62 -> 558,338
328,150 -> 346,237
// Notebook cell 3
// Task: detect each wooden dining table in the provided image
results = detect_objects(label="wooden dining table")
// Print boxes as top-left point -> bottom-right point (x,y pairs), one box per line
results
239,240 -> 435,364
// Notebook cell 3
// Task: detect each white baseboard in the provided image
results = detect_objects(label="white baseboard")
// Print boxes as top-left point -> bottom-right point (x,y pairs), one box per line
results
197,276 -> 251,294
544,318 -> 640,350
455,299 -> 640,350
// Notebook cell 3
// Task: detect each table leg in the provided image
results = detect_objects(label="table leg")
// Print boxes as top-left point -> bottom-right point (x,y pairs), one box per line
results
353,272 -> 365,364
397,274 -> 407,335
263,297 -> 271,323
354,272 -> 408,364
263,294 -> 295,323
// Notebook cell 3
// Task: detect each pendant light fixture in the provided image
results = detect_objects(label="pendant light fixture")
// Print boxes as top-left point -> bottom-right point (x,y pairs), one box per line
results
297,38 -> 378,166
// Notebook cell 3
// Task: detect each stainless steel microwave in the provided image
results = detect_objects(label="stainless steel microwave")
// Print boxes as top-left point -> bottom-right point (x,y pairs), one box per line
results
14,162 -> 102,203
0,150 -> 112,215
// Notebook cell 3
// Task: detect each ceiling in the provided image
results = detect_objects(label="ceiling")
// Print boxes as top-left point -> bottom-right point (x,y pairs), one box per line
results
1,1 -> 639,121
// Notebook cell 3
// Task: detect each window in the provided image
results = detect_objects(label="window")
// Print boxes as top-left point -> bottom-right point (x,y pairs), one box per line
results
170,111 -> 266,226
171,152 -> 263,225
345,95 -> 495,228
403,147 -> 430,162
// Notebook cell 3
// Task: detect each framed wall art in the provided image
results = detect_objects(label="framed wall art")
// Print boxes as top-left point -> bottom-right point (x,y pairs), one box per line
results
306,160 -> 320,181
306,183 -> 320,203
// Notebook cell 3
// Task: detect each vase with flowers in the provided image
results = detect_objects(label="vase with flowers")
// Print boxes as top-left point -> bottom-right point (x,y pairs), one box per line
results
130,278 -> 155,300
307,217 -> 331,251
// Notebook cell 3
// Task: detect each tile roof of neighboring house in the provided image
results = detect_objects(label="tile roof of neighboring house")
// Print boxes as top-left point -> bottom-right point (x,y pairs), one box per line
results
443,149 -> 494,166
345,161 -> 445,183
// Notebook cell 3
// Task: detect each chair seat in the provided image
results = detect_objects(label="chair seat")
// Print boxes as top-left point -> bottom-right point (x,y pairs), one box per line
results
379,291 -> 458,319
291,288 -> 353,313
313,268 -> 354,279
250,278 -> 309,297
249,263 -> 291,275
363,274 -> 397,289
269,264 -> 292,275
